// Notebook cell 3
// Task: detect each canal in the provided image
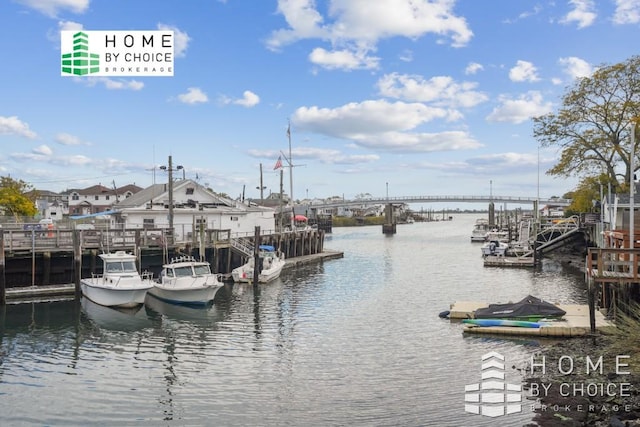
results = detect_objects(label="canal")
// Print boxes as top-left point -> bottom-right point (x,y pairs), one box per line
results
0,214 -> 587,426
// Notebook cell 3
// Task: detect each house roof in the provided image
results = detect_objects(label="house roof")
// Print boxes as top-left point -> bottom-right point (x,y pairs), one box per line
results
61,184 -> 143,196
113,179 -> 270,212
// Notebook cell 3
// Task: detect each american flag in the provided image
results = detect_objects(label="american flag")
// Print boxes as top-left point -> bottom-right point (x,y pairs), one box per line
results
273,155 -> 283,170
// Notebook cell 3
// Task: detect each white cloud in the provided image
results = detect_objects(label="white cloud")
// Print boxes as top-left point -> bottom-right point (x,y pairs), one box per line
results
293,100 -> 448,136
486,91 -> 553,124
33,145 -> 53,156
16,0 -> 89,17
465,62 -> 483,75
75,77 -> 144,91
55,133 -> 90,146
102,79 -> 144,91
249,146 -> 380,165
177,87 -> 209,104
157,23 -> 191,57
309,47 -> 379,70
613,0 -> 640,24
509,60 -> 540,83
561,0 -> 597,28
266,0 -> 473,70
58,20 -> 83,31
0,116 -> 37,139
377,73 -> 488,108
292,99 -> 482,153
348,130 -> 482,153
558,56 -> 593,79
219,90 -> 260,107
234,90 -> 260,107
398,49 -> 413,62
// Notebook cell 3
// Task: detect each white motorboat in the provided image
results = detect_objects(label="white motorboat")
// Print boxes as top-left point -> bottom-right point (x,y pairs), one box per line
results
147,256 -> 224,306
231,245 -> 285,283
481,240 -> 509,257
80,251 -> 154,308
470,219 -> 490,242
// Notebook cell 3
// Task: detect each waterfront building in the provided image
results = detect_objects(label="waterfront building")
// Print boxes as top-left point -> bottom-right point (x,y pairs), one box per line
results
112,179 -> 276,242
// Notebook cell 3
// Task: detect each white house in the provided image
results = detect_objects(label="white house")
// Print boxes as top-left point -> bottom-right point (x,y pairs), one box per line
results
112,179 -> 276,242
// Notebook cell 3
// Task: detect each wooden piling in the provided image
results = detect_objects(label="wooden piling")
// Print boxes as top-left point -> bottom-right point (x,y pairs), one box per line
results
252,226 -> 261,286
73,230 -> 81,299
42,251 -> 51,285
0,230 -> 5,306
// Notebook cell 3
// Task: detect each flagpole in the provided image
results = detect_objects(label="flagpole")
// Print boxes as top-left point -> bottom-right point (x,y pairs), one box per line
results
288,121 -> 294,231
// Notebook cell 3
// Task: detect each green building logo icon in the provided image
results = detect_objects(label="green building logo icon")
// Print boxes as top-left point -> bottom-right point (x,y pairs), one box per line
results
61,32 -> 99,75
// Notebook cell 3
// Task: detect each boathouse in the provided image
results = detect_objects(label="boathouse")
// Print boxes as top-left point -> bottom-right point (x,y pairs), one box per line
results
110,179 -> 276,243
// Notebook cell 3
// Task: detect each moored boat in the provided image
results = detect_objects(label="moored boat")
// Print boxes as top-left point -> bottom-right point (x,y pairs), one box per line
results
480,240 -> 509,257
147,256 -> 224,306
80,251 -> 154,308
470,219 -> 490,242
231,245 -> 285,283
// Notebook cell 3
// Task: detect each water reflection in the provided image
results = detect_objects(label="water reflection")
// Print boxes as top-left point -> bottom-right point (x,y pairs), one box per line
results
144,293 -> 227,327
81,297 -> 152,331
0,216 -> 591,426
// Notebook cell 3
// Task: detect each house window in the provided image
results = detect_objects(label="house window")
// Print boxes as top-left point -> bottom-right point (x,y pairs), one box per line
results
186,188 -> 194,195
106,195 -> 110,200
95,195 -> 99,201
143,218 -> 155,229
72,193 -> 79,201
195,218 -> 206,232
230,216 -> 238,221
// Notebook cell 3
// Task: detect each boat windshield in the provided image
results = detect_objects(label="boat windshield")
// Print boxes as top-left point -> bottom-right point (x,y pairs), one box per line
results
174,266 -> 194,277
106,260 -> 138,273
193,264 -> 211,275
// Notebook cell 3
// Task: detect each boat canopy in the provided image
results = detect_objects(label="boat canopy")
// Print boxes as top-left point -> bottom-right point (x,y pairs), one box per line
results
259,245 -> 276,251
474,295 -> 566,320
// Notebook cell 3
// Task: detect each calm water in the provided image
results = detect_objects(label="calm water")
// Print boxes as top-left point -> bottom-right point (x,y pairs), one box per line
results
0,214 -> 587,426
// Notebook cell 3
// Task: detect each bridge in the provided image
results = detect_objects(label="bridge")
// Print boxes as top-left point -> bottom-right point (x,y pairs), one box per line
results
308,195 -> 570,209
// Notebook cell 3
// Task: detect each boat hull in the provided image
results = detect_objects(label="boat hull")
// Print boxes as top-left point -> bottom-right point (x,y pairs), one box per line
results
80,279 -> 152,308
147,284 -> 223,306
232,262 -> 284,283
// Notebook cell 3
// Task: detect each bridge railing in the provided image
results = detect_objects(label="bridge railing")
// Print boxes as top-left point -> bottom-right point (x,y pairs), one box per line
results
309,195 -> 570,208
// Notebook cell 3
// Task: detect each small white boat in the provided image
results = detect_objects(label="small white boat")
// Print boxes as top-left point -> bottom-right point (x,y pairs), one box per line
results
80,251 -> 154,308
481,240 -> 509,257
231,245 -> 285,283
147,256 -> 224,306
470,219 -> 490,242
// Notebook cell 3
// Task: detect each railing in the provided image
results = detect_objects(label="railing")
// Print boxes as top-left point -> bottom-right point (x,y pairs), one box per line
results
310,195 -> 571,208
229,237 -> 254,257
1,228 -> 168,252
586,248 -> 640,283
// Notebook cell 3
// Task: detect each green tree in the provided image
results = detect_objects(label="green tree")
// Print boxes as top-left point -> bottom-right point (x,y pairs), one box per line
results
0,176 -> 37,220
563,174 -> 613,215
533,55 -> 640,190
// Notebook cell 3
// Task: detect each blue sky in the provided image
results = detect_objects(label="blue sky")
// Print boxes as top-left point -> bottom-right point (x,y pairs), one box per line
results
1,0 -> 638,204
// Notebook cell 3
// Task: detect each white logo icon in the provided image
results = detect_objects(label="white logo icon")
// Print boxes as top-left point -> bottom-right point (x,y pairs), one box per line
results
465,351 -> 522,417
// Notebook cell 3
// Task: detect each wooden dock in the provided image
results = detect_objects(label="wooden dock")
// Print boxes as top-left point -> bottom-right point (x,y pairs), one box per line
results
483,255 -> 535,267
449,301 -> 615,337
4,250 -> 344,303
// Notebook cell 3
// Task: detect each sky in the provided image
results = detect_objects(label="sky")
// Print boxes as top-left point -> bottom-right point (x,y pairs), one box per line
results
1,0 -> 639,205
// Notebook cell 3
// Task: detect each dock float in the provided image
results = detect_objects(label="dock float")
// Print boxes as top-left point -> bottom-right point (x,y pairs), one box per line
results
448,301 -> 615,337
483,255 -> 535,267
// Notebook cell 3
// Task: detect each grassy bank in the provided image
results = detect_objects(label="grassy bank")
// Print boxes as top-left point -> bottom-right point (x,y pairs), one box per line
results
331,216 -> 386,227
